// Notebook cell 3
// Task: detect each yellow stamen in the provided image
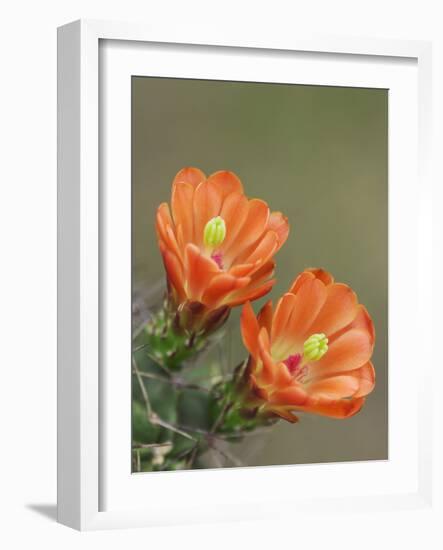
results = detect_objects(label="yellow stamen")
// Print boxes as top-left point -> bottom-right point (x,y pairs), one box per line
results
303,333 -> 328,362
204,216 -> 226,248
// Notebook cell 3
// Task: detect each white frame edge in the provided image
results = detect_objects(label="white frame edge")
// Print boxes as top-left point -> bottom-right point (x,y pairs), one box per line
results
57,19 -> 433,531
57,21 -> 82,530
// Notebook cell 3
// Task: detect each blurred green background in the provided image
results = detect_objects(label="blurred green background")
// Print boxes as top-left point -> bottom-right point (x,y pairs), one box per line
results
132,76 -> 388,465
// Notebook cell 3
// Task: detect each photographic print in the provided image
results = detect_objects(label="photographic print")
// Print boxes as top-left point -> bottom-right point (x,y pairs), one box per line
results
131,77 -> 387,472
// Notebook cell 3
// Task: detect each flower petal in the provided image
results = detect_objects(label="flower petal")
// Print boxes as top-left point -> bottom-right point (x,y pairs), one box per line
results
288,271 -> 316,294
294,396 -> 366,418
257,328 -> 277,385
205,170 -> 243,200
225,199 -> 270,262
272,408 -> 299,423
241,301 -> 261,357
306,375 -> 360,399
328,305 -> 375,346
268,211 -> 289,250
242,230 -> 279,266
184,243 -> 219,301
308,328 -> 373,378
219,192 -> 250,253
257,300 -> 273,334
160,248 -> 185,302
307,283 -> 358,337
269,384 -> 309,406
228,263 -> 257,277
193,180 -> 223,247
201,273 -> 251,308
309,361 -> 375,399
161,225 -> 181,261
248,259 -> 275,283
349,305 -> 376,346
172,166 -> 206,189
226,261 -> 275,307
156,202 -> 173,243
350,361 -> 376,398
227,279 -> 275,307
171,181 -> 195,245
255,330 -> 299,391
271,293 -> 297,352
272,363 -> 294,388
304,268 -> 335,286
274,278 -> 328,357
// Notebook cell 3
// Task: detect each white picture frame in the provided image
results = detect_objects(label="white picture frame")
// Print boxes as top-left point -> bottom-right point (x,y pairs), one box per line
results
57,19 -> 434,531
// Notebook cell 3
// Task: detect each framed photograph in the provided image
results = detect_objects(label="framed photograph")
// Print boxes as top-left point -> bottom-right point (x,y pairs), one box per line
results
57,19 -> 434,530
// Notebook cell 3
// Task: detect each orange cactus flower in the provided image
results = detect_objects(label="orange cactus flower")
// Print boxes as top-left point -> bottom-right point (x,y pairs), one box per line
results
240,268 -> 375,421
156,167 -> 289,321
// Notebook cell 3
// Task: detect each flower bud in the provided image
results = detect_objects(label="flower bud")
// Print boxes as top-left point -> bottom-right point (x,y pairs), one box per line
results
303,333 -> 328,362
204,216 -> 226,248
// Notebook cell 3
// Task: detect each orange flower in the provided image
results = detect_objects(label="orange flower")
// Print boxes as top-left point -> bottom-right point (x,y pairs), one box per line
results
156,167 -> 289,318
240,268 -> 375,421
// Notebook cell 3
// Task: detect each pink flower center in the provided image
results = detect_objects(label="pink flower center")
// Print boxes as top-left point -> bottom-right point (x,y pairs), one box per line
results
211,251 -> 224,270
283,353 -> 308,382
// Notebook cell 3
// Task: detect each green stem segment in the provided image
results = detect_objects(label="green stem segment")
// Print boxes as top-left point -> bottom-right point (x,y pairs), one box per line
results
137,297 -> 230,370
210,363 -> 278,436
132,302 -> 275,472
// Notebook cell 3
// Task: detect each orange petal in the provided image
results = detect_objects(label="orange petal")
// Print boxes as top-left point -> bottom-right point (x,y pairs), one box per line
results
269,384 -> 309,406
227,279 -> 275,307
257,325 -> 271,352
304,268 -> 335,286
350,361 -> 376,398
276,277 -> 328,357
272,362 -> 295,389
309,328 -> 373,378
256,332 -> 295,391
257,328 -> 277,385
309,361 -> 375,399
172,166 -> 206,189
156,203 -> 173,243
161,249 -> 185,302
307,283 -> 358,337
328,304 -> 376,348
201,273 -> 250,308
242,230 -> 279,266
171,181 -> 195,245
349,305 -> 376,346
268,211 -> 289,250
228,263 -> 257,277
192,180 -> 223,247
175,223 -> 185,250
225,199 -> 270,262
219,192 -> 250,253
206,170 -> 243,200
248,259 -> 275,283
240,301 -> 261,357
156,205 -> 184,264
163,225 -> 183,263
306,375 -> 360,399
288,271 -> 315,294
184,243 -> 219,301
257,300 -> 273,333
226,260 -> 275,308
273,408 -> 299,423
271,293 -> 298,351
294,396 -> 366,418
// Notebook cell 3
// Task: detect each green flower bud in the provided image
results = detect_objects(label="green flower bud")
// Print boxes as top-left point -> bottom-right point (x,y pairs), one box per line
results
303,333 -> 328,362
204,216 -> 226,248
